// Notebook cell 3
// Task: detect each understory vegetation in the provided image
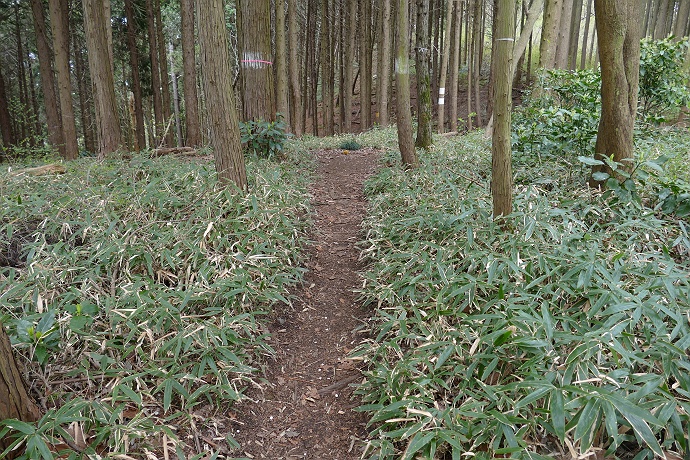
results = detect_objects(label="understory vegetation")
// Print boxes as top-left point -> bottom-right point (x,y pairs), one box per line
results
0,148 -> 313,457
356,127 -> 690,459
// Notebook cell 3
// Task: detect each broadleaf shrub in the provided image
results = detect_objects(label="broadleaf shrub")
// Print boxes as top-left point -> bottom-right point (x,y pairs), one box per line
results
240,115 -> 292,159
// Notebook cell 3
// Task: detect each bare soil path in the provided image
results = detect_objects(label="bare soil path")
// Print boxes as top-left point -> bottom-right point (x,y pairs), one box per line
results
231,148 -> 378,459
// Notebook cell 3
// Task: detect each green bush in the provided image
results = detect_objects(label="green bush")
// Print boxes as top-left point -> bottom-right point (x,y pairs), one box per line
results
240,115 -> 292,159
639,37 -> 690,121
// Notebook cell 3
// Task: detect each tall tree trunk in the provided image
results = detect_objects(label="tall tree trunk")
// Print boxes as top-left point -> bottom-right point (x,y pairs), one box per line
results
155,0 -> 173,146
492,0 -> 514,219
276,0 -> 290,129
581,0 -> 594,68
540,0 -> 563,68
396,0 -> 420,168
378,0 -> 393,127
238,0 -> 276,122
472,0 -> 483,126
82,0 -> 122,158
654,0 -> 672,38
344,0 -> 357,132
415,0 -> 433,148
0,60 -> 14,147
674,0 -> 690,38
287,0 -> 304,135
123,0 -> 145,151
590,0 -> 642,186
15,4 -> 29,142
555,0 -> 574,68
437,0 -> 454,133
146,0 -> 163,146
180,0 -> 201,146
73,31 -> 96,154
30,0 -> 65,158
450,1 -> 462,132
169,42 -> 182,147
0,323 -> 41,459
487,0 -> 499,120
320,0 -> 334,135
197,0 -> 247,190
359,0 -> 373,130
48,0 -> 79,160
568,0 -> 584,69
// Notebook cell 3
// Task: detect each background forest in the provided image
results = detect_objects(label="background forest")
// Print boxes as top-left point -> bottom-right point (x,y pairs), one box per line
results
1,0 -> 690,459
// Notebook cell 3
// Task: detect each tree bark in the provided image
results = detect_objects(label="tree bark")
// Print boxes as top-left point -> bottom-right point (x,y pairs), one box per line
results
287,0 -> 304,135
378,0 -> 393,127
180,0 -> 201,147
83,0 -> 122,158
123,0 -> 145,151
590,0 -> 642,186
73,30 -> 96,154
320,0 -> 334,135
359,0 -> 373,130
492,0 -> 514,219
169,42 -> 183,147
555,0 -> 574,68
276,0 -> 290,130
238,0 -> 276,122
415,0 -> 433,148
197,0 -> 248,190
0,59 -> 14,147
654,0 -> 672,38
540,0 -> 563,68
581,0 -> 594,68
674,0 -> 690,38
568,0 -> 584,69
30,0 -> 66,158
343,0 -> 357,132
396,0 -> 420,168
437,0 -> 455,133
0,322 -> 41,459
450,1 -> 462,132
146,0 -> 164,146
155,0 -> 174,146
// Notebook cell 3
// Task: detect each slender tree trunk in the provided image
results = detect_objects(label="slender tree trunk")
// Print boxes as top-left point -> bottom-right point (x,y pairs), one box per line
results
276,0 -> 290,129
416,0 -> 433,147
124,0 -> 145,151
590,0 -> 642,186
654,0 -> 672,38
437,0 -> 455,133
155,0 -> 173,146
492,0 -> 514,219
396,0 -> 420,168
451,1 -> 462,132
146,0 -> 163,146
359,0 -> 373,130
320,0 -> 334,135
581,0 -> 594,68
555,0 -> 574,68
169,42 -> 182,147
344,0 -> 357,132
180,0 -> 201,146
540,0 -> 563,68
197,0 -> 247,190
378,0 -> 393,127
15,5 -> 29,141
568,0 -> 583,69
30,0 -> 65,158
238,0 -> 276,122
674,0 -> 690,38
472,0 -> 483,126
287,0 -> 303,135
73,31 -> 96,154
83,0 -> 122,158
0,324 -> 41,459
0,61 -> 14,147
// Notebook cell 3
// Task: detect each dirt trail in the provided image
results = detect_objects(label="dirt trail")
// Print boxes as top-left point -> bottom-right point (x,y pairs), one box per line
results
232,148 -> 378,459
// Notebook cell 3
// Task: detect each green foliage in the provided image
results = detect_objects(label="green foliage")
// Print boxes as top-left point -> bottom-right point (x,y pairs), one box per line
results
513,69 -> 601,160
639,38 -> 690,121
240,115 -> 292,159
339,139 -> 363,151
0,149 -> 313,457
357,132 -> 690,459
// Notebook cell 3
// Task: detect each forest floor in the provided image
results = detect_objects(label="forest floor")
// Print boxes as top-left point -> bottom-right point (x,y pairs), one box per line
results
231,148 -> 379,459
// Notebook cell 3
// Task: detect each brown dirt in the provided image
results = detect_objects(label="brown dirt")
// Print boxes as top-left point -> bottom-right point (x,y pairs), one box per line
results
230,148 -> 379,459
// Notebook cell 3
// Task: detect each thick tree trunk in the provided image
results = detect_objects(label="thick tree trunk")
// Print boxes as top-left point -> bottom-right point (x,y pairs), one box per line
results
30,0 -> 66,158
396,0 -> 420,168
197,0 -> 247,190
238,0 -> 276,122
83,0 -> 122,158
674,0 -> 690,38
590,0 -> 642,186
0,323 -> 41,459
276,0 -> 290,130
378,0 -> 393,127
343,0 -> 357,132
436,0 -> 454,133
654,0 -> 672,38
540,0 -> 563,68
416,0 -> 433,148
73,31 -> 96,154
124,0 -> 145,151
492,0 -> 514,219
180,0 -> 201,147
287,0 -> 304,135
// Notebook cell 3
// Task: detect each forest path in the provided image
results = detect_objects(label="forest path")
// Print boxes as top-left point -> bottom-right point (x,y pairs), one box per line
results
231,148 -> 378,459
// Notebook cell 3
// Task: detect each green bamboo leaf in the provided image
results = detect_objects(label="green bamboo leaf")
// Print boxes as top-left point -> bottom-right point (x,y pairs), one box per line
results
401,431 -> 436,460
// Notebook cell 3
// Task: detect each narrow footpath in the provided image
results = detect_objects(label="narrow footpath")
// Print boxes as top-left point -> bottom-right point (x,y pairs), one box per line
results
232,148 -> 378,459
